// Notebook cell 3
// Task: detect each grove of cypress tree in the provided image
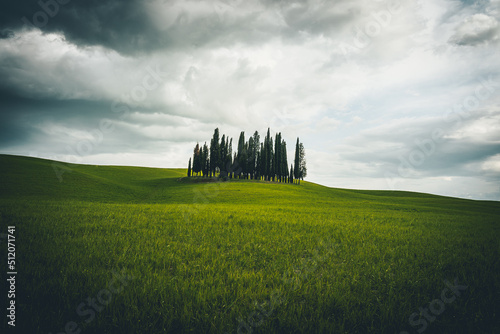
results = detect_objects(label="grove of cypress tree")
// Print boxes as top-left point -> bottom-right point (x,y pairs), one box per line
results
188,127 -> 304,183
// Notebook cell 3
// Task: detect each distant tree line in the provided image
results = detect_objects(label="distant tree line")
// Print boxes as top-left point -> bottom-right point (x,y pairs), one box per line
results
187,128 -> 307,184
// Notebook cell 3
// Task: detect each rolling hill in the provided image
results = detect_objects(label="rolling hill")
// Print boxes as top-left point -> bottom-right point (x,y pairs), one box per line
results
0,154 -> 498,333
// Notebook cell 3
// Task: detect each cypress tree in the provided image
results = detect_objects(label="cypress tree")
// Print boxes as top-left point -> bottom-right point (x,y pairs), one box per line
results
263,128 -> 270,180
237,131 -> 245,178
281,140 -> 288,183
259,142 -> 265,180
233,152 -> 238,177
256,150 -> 261,180
248,136 -> 254,179
274,132 -> 281,182
269,137 -> 273,181
193,143 -> 201,176
294,138 -> 300,184
244,141 -> 250,179
187,157 -> 191,177
202,142 -> 209,177
209,128 -> 221,177
290,164 -> 294,183
220,134 -> 227,178
209,138 -> 213,177
228,138 -> 233,179
251,131 -> 260,179
299,142 -> 307,181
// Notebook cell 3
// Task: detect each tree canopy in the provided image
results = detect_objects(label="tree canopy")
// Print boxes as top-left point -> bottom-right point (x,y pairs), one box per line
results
187,128 -> 306,184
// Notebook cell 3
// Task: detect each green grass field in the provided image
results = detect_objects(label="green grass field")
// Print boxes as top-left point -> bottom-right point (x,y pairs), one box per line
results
0,154 -> 498,333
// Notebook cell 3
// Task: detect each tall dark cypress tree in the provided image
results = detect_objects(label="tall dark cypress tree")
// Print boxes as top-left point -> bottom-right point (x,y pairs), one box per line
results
259,142 -> 265,180
299,142 -> 307,181
187,157 -> 191,177
228,138 -> 233,179
220,134 -> 227,178
248,136 -> 254,179
281,140 -> 288,183
193,143 -> 201,176
290,164 -> 294,183
237,131 -> 245,178
243,141 -> 249,179
202,142 -> 209,177
274,132 -> 281,182
294,138 -> 300,184
209,128 -> 221,177
269,137 -> 273,181
256,150 -> 261,180
251,131 -> 260,179
263,128 -> 270,180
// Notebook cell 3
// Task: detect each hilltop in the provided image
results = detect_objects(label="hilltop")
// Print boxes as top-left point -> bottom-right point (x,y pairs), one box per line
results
0,154 -> 497,213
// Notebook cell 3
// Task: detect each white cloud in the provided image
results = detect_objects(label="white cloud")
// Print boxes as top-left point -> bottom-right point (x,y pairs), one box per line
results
482,154 -> 500,173
449,13 -> 500,46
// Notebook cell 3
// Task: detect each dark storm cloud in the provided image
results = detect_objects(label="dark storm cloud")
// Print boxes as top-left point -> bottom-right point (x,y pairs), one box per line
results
0,0 -> 381,55
0,0 -> 271,54
0,29 -> 14,39
0,0 -> 157,54
0,88 -> 112,148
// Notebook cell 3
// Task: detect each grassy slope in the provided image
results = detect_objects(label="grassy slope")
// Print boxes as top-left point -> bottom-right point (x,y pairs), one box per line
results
0,154 -> 498,334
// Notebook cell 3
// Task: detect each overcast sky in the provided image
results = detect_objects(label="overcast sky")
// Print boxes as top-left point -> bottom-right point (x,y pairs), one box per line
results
1,0 -> 499,200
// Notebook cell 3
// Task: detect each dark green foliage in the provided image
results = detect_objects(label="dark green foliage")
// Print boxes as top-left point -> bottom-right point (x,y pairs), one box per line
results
299,142 -> 307,180
294,138 -> 300,183
282,141 -> 288,183
193,143 -> 201,176
229,139 -> 234,178
202,142 -> 209,177
187,157 -> 191,177
293,138 -> 307,184
237,131 -> 246,178
194,128 -> 302,184
251,131 -> 260,179
210,128 -> 221,177
264,128 -> 272,181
